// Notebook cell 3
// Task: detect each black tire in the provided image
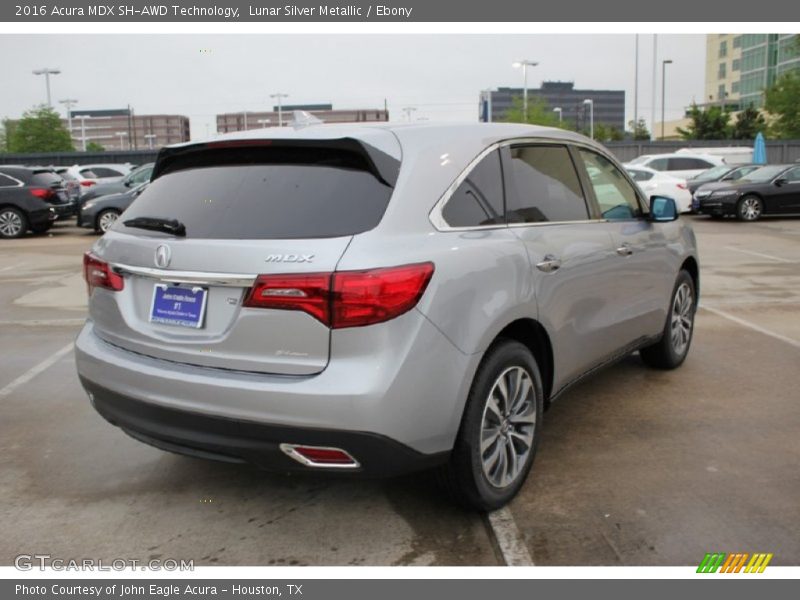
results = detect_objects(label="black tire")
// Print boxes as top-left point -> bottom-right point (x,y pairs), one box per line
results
95,209 -> 121,233
0,207 -> 28,239
640,270 -> 696,370
440,339 -> 544,511
736,194 -> 763,222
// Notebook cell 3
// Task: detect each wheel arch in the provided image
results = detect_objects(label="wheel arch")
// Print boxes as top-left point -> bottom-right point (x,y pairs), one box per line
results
680,255 -> 700,301
493,318 -> 554,405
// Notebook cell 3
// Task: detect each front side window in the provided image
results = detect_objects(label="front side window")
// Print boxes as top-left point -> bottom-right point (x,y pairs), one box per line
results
783,167 -> 800,182
506,145 -> 588,223
579,150 -> 643,220
442,150 -> 504,227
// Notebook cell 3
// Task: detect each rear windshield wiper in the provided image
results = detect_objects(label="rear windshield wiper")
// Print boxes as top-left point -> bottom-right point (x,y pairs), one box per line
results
123,217 -> 186,237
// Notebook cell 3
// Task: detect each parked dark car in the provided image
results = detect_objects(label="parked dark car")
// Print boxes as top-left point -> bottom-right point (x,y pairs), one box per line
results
686,163 -> 762,194
693,164 -> 800,221
79,163 -> 154,204
78,182 -> 148,233
0,167 -> 69,238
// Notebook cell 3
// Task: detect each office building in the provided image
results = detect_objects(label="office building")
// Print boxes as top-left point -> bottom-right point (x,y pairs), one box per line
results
216,104 -> 389,133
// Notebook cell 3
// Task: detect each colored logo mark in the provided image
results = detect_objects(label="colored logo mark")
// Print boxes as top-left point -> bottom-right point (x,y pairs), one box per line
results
697,552 -> 773,573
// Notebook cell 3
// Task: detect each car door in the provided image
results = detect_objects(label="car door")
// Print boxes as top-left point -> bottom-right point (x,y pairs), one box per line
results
575,148 -> 674,345
502,143 -> 623,388
772,166 -> 800,214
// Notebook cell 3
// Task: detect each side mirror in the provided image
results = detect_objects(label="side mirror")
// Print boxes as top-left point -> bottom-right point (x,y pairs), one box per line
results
774,178 -> 788,187
648,196 -> 678,222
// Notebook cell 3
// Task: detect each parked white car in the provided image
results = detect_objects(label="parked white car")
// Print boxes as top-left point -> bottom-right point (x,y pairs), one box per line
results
676,147 -> 754,166
625,165 -> 693,213
59,164 -> 133,195
627,153 -> 725,180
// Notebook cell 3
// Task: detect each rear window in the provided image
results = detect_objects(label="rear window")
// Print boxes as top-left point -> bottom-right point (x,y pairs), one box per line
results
31,171 -> 63,187
119,149 -> 395,239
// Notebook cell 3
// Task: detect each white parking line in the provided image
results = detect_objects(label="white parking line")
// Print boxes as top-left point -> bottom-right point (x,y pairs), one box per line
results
723,246 -> 795,264
0,343 -> 74,398
701,305 -> 800,350
487,506 -> 534,566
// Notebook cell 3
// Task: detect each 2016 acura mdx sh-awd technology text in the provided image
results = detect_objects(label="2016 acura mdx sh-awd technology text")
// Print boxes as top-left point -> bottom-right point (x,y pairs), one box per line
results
75,123 -> 699,510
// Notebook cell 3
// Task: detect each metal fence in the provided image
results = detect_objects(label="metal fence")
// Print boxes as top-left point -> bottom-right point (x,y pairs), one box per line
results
2,141 -> 800,167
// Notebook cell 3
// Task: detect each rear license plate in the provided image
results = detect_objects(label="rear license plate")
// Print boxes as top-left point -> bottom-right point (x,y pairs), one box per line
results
149,284 -> 208,329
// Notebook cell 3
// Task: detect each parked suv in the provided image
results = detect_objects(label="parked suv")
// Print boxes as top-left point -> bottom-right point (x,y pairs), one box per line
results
627,152 -> 725,179
0,166 -> 67,238
75,124 -> 699,509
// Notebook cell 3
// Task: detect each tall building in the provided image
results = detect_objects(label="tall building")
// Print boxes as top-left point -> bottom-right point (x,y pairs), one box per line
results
216,104 -> 389,134
482,82 -> 626,131
67,109 -> 190,150
705,34 -> 800,109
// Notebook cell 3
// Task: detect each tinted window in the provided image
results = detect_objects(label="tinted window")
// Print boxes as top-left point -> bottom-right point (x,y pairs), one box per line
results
442,150 -> 504,227
647,158 -> 669,171
128,166 -> 153,185
90,167 -> 125,178
626,169 -> 653,182
783,167 -> 800,182
79,169 -> 98,179
119,153 -> 394,239
579,150 -> 643,220
506,145 -> 588,223
0,174 -> 19,188
31,171 -> 63,187
669,157 -> 714,170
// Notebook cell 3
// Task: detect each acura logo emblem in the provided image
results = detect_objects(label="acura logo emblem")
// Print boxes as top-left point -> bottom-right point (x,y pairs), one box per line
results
154,244 -> 171,268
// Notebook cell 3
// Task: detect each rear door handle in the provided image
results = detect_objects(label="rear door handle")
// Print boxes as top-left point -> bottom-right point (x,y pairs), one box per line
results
536,254 -> 561,273
616,243 -> 633,256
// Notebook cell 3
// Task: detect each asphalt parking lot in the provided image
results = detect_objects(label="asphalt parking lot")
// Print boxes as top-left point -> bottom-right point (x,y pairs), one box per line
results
1,216 -> 798,566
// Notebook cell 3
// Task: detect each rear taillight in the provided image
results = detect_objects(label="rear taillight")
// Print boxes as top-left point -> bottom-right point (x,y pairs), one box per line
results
677,183 -> 688,190
83,252 -> 124,295
80,180 -> 96,187
29,187 -> 54,200
243,262 -> 434,329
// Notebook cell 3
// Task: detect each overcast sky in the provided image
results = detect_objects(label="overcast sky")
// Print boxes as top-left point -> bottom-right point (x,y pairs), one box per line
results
0,34 -> 705,138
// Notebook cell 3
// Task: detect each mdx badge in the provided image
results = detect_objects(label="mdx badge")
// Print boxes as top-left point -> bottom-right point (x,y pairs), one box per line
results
154,244 -> 172,268
265,254 -> 315,263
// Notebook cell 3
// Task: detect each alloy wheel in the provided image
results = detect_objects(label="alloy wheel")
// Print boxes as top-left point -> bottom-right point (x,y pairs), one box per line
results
98,211 -> 119,233
670,282 -> 694,356
0,210 -> 23,238
480,366 -> 536,488
740,197 -> 762,221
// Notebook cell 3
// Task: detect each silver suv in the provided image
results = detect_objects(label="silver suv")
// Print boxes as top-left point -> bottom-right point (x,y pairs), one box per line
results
75,123 -> 698,510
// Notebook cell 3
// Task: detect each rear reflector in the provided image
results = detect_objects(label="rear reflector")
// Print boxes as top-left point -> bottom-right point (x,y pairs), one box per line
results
83,252 -> 124,294
280,444 -> 359,468
243,262 -> 434,329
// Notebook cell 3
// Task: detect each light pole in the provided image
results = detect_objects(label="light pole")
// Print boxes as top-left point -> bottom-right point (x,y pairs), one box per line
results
144,134 -> 157,150
661,59 -> 673,140
32,68 -> 61,107
402,106 -> 417,122
59,98 -> 78,141
79,115 -> 91,151
270,93 -> 289,127
634,34 -> 639,135
512,60 -> 538,121
583,99 -> 594,139
553,107 -> 563,124
115,131 -> 128,151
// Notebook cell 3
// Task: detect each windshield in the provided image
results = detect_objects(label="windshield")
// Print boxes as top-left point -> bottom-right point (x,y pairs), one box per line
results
740,166 -> 786,183
693,165 -> 731,181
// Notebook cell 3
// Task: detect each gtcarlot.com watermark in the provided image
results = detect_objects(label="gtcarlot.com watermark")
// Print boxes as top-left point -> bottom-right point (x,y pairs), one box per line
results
14,554 -> 194,571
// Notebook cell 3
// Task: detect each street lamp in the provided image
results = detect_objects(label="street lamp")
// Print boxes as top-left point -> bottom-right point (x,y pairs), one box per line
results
59,98 -> 78,141
553,107 -> 563,124
78,115 -> 91,151
661,59 -> 673,140
115,131 -> 128,150
402,106 -> 417,122
270,93 -> 289,127
144,134 -> 157,150
32,68 -> 61,107
583,99 -> 594,140
512,60 -> 538,121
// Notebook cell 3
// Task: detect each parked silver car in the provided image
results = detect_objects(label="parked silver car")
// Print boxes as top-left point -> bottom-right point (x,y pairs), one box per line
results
75,123 -> 699,509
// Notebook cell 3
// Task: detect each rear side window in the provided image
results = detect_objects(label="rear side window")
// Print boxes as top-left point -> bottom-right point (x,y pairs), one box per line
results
506,145 -> 588,223
442,150 -> 505,227
669,157 -> 713,170
119,149 -> 395,239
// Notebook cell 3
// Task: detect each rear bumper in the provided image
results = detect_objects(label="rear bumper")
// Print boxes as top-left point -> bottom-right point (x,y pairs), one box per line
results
75,311 -> 479,464
81,378 -> 448,476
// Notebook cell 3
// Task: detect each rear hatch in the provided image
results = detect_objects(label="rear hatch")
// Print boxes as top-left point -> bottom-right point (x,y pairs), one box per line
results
87,137 -> 400,375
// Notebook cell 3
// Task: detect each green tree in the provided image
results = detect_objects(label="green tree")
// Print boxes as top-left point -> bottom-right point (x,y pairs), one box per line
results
731,105 -> 767,140
0,124 -> 6,153
503,95 -> 562,128
86,141 -> 106,152
676,104 -> 731,140
7,105 -> 74,153
764,72 -> 800,139
593,123 -> 624,142
627,118 -> 651,141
